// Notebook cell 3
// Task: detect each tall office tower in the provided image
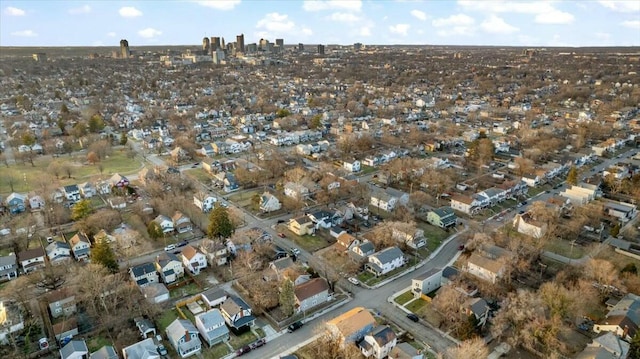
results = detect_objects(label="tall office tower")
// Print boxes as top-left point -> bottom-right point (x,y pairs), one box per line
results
221,37 -> 226,49
259,38 -> 269,50
119,39 -> 130,58
298,43 -> 304,52
276,38 -> 284,48
202,37 -> 210,55
211,36 -> 221,50
317,45 -> 325,55
212,49 -> 225,64
247,43 -> 258,53
236,34 -> 245,53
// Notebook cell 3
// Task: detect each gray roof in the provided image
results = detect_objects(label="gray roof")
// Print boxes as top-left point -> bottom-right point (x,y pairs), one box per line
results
201,287 -> 227,303
0,253 -> 16,267
371,246 -> 404,265
156,252 -> 179,268
131,262 -> 157,278
122,338 -> 159,359
357,241 -> 375,254
432,206 -> 455,218
60,340 -> 88,359
370,325 -> 396,347
442,266 -> 459,280
89,345 -> 118,359
166,319 -> 198,343
196,309 -> 229,341
134,317 -> 156,335
415,267 -> 442,281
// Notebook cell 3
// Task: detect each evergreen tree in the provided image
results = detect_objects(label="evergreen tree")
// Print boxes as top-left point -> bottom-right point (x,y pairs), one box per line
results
207,206 -> 235,239
119,132 -> 128,146
567,166 -> 578,186
147,221 -> 163,240
279,279 -> 295,317
630,331 -> 640,359
71,199 -> 93,221
90,240 -> 119,273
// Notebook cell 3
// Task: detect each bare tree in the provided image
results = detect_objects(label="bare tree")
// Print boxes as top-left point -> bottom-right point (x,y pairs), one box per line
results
446,337 -> 489,359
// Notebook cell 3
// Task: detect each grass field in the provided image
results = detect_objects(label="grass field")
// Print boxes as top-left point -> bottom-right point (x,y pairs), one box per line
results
203,343 -> 230,359
228,331 -> 257,350
544,238 -> 586,259
157,309 -> 179,332
394,290 -> 414,305
0,150 -> 144,195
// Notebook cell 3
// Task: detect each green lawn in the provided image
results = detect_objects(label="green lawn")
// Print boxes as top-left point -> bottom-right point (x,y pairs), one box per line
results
279,227 -> 330,252
394,290 -> 414,306
360,165 -> 377,175
157,309 -> 179,332
255,328 -> 266,338
183,168 -> 213,184
86,335 -> 112,352
203,343 -> 231,359
169,282 -> 201,298
406,298 -> 429,313
228,331 -> 257,350
544,238 -> 586,259
0,150 -> 144,195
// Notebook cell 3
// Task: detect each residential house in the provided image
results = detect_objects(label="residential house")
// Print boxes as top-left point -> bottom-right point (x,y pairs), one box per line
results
202,159 -> 221,174
28,194 -> 45,210
284,182 -> 310,199
594,293 -> 640,340
0,253 -> 17,281
426,207 -> 457,228
441,266 -> 460,286
78,182 -> 96,198
222,172 -> 239,193
343,159 -> 361,172
307,210 -> 337,229
62,185 -> 81,203
129,262 -> 159,287
96,180 -> 111,195
181,245 -> 207,275
134,317 -> 156,339
60,340 -> 89,359
326,307 -> 376,344
193,194 -> 216,213
6,193 -> 26,214
391,226 -> 426,249
68,232 -> 91,261
370,190 -> 398,212
108,197 -> 126,209
90,345 -> 118,359
560,185 -> 598,206
449,195 -> 477,215
512,212 -> 547,239
412,267 -> 442,298
389,342 -> 425,359
108,174 -> 129,189
288,216 -> 315,236
295,277 -> 330,313
463,297 -> 490,327
172,211 -> 192,234
351,240 -> 376,261
17,247 -> 46,273
166,319 -> 202,358
53,317 -> 78,342
465,245 -> 511,284
199,239 -> 228,266
336,233 -> 357,251
201,287 -> 228,308
122,338 -> 160,359
195,309 -> 230,347
220,296 -> 256,333
358,326 -> 397,359
603,200 -> 638,223
366,246 -> 405,277
267,257 -> 295,281
575,332 -> 629,359
0,301 -> 22,344
259,192 -> 281,213
46,240 -> 72,264
170,147 -> 190,162
152,215 -> 174,233
46,288 -> 77,319
155,252 -> 184,284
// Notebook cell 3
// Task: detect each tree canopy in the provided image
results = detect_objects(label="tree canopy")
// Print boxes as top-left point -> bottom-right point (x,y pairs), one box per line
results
207,206 -> 235,239
71,199 -> 93,221
90,239 -> 119,273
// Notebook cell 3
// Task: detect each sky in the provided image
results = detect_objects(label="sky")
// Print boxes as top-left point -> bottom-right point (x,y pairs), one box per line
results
1,0 -> 639,47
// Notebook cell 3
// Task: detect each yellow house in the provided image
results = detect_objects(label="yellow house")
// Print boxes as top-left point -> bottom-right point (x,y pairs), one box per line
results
288,216 -> 315,236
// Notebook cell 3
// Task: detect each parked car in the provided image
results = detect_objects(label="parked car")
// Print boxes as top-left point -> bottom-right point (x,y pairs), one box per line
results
277,219 -> 286,224
157,344 -> 168,356
176,240 -> 188,247
288,321 -> 304,333
407,313 -> 419,322
236,345 -> 252,356
458,244 -> 465,251
250,338 -> 266,349
291,248 -> 301,256
348,277 -> 360,286
278,232 -> 286,238
164,244 -> 176,252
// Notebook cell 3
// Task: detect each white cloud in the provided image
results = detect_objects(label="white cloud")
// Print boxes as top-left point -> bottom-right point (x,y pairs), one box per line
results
193,1 -> 241,11
410,9 -> 427,21
480,15 -> 518,34
303,0 -> 362,12
359,26 -> 372,36
11,30 -> 37,37
458,0 -> 575,25
256,12 -> 295,32
107,32 -> 117,37
595,32 -> 611,41
328,12 -> 360,22
432,14 -> 474,27
389,24 -> 410,36
622,20 -> 640,29
599,1 -> 640,12
69,5 -> 91,14
119,6 -> 143,18
138,28 -> 162,38
4,6 -> 25,16
302,27 -> 313,35
535,10 -> 574,24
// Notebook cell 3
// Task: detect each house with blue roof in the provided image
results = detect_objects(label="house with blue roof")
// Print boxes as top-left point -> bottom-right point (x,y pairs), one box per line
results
195,309 -> 229,347
220,295 -> 255,334
46,240 -> 71,264
129,262 -> 159,288
6,193 -> 26,214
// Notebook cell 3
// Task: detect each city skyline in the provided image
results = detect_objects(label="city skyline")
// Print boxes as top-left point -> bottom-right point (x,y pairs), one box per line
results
1,0 -> 639,47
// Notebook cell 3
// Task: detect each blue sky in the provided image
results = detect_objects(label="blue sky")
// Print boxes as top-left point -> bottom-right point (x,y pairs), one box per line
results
1,0 -> 639,47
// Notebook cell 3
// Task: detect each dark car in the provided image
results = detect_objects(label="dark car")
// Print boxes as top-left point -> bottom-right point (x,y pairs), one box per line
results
176,240 -> 188,247
236,345 -> 252,356
277,219 -> 286,224
407,313 -> 419,322
288,321 -> 304,333
458,244 -> 465,251
250,338 -> 266,349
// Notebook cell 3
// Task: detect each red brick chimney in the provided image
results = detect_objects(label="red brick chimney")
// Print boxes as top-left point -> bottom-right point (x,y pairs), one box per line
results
185,330 -> 190,342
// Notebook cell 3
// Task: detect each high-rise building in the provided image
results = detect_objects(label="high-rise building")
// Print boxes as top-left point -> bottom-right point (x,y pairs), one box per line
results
298,43 -> 304,52
275,38 -> 284,48
202,37 -> 210,55
221,37 -> 226,49
317,45 -> 325,55
259,38 -> 269,51
247,43 -> 258,53
119,39 -> 130,59
236,34 -> 245,53
212,49 -> 225,64
211,36 -> 221,50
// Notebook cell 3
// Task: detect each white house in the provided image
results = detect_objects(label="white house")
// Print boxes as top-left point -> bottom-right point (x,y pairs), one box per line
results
152,215 -> 174,233
294,277 -> 330,313
194,195 -> 216,213
358,326 -> 397,359
343,159 -> 361,172
465,245 -> 510,284
155,252 -> 184,284
411,267 -> 442,298
181,246 -> 207,275
78,182 -> 96,198
259,192 -> 281,213
68,232 -> 91,261
166,319 -> 202,358
512,212 -> 547,239
365,247 -> 405,277
122,338 -> 160,359
283,182 -> 309,199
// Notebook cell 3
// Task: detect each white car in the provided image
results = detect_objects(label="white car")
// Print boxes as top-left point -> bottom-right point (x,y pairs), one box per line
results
291,248 -> 301,256
164,244 -> 176,252
348,277 -> 360,286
